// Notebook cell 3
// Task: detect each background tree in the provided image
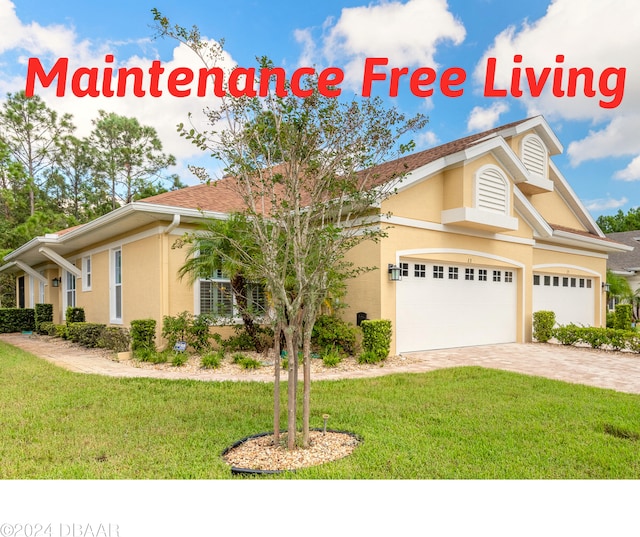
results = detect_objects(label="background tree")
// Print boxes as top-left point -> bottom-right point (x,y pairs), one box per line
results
0,91 -> 74,216
90,111 -> 177,209
154,11 -> 426,449
597,207 -> 640,233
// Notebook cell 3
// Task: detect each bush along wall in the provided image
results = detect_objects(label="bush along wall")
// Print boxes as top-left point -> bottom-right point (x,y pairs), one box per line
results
552,323 -> 639,353
0,308 -> 36,333
130,319 -> 157,354
533,310 -> 556,342
34,304 -> 53,333
360,319 -> 392,363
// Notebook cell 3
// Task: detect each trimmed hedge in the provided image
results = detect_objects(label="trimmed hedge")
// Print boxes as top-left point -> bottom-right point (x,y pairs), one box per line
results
67,322 -> 107,348
360,319 -> 392,360
97,327 -> 131,353
533,311 -> 556,342
552,323 -> 639,352
312,315 -> 360,355
66,307 -> 86,324
0,308 -> 35,333
34,304 -> 53,333
614,304 -> 633,331
131,319 -> 157,353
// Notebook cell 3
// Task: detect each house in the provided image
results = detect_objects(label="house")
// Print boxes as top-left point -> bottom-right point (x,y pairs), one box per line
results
0,115 -> 631,354
604,230 -> 640,309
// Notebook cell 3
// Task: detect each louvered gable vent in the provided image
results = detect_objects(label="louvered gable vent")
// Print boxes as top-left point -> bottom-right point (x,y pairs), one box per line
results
522,135 -> 546,177
477,167 -> 508,214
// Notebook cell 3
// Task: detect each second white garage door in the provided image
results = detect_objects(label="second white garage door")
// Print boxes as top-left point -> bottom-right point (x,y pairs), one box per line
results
532,273 -> 595,327
396,259 -> 518,352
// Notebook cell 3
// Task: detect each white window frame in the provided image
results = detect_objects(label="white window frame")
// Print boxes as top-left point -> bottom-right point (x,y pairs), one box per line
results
62,270 -> 77,320
83,255 -> 92,291
196,270 -> 266,321
110,248 -> 123,324
38,271 -> 45,304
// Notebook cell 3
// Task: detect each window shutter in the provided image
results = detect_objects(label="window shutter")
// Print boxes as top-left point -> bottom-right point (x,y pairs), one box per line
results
477,168 -> 508,214
522,136 -> 546,177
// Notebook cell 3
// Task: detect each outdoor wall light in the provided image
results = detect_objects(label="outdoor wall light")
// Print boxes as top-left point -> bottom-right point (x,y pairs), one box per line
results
602,282 -> 610,292
388,264 -> 402,282
51,277 -> 60,287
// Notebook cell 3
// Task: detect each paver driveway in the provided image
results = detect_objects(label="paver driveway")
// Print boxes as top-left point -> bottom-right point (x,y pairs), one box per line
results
1,333 -> 640,394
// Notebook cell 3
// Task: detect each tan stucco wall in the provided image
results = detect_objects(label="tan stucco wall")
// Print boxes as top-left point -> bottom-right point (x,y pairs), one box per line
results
529,190 -> 585,230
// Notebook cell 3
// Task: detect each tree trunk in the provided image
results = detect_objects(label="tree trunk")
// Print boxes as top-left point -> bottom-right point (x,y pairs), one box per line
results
285,329 -> 297,450
302,334 -> 311,448
273,324 -> 281,445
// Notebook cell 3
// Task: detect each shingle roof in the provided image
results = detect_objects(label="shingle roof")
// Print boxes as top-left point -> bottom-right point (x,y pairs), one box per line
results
139,117 -> 535,212
605,231 -> 640,270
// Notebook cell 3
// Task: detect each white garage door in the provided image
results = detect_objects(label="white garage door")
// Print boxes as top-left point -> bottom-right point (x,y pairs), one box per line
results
396,259 -> 518,352
532,273 -> 595,327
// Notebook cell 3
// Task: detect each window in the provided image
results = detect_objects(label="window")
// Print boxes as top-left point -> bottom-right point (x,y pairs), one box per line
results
465,268 -> 474,281
544,275 -> 550,286
505,271 -> 513,283
399,263 -> 409,277
586,279 -> 592,289
579,278 -> 585,288
448,267 -> 459,280
433,266 -> 444,279
63,270 -> 76,320
478,269 -> 487,281
553,276 -> 559,287
414,264 -> 426,278
199,271 -> 266,319
533,275 -> 540,285
200,280 -> 234,317
83,256 -> 92,291
562,277 -> 569,287
111,248 -> 122,323
570,277 -> 576,288
493,270 -> 501,282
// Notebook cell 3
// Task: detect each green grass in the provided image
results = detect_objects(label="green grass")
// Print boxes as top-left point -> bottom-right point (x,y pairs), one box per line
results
1,341 -> 640,479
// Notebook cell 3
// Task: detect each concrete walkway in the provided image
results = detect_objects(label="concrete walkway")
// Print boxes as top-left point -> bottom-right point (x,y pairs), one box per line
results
2,332 -> 640,394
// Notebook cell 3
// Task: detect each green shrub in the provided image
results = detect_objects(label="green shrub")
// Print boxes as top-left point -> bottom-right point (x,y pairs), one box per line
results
606,311 -> 616,329
55,324 -> 68,339
134,348 -> 168,364
312,315 -> 359,355
627,333 -> 640,353
38,321 -> 56,336
581,327 -> 609,349
614,304 -> 633,331
130,319 -> 156,352
223,328 -> 257,352
360,319 -> 392,360
188,314 -> 212,352
171,352 -> 188,367
532,311 -> 556,343
34,304 -> 53,333
97,327 -> 131,352
553,324 -> 583,345
67,322 -> 106,347
201,349 -> 224,369
606,328 -> 628,351
237,356 -> 261,370
358,349 -> 384,364
162,311 -> 191,349
322,346 -> 343,367
65,307 -> 85,324
0,308 -> 35,333
231,352 -> 248,364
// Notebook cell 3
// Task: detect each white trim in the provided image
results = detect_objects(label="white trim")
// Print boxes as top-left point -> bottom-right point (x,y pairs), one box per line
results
532,263 -> 601,277
441,207 -> 519,231
62,270 -> 77,320
533,242 -> 608,259
82,255 -> 92,291
110,247 -> 123,324
474,164 -> 510,215
383,215 -> 535,246
14,261 -> 48,284
38,247 -> 82,277
520,133 -> 548,179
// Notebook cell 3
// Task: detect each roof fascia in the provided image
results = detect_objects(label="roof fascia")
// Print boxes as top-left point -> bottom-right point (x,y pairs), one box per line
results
549,162 -> 604,237
550,229 -> 633,253
513,189 -> 553,238
478,116 -> 563,155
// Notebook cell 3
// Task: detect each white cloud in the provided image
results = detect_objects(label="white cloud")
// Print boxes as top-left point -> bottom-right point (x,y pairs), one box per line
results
298,0 -> 466,89
0,0 -> 238,184
466,102 -> 509,132
614,154 -> 640,182
584,196 -> 628,212
474,0 -> 640,191
414,130 -> 439,150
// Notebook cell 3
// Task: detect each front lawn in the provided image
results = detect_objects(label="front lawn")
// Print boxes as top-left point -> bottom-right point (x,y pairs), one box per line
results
1,341 -> 639,478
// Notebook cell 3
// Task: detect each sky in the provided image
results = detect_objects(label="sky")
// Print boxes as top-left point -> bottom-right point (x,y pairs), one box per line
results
1,0 -> 639,527
1,0 -> 639,220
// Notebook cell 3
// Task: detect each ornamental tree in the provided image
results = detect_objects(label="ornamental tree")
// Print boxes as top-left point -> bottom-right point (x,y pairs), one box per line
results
154,10 -> 427,449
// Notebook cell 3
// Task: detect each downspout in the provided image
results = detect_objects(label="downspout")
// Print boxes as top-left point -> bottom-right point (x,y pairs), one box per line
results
164,214 -> 180,235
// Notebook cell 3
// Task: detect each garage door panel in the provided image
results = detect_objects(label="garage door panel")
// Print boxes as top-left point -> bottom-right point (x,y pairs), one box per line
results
532,274 -> 594,326
396,260 -> 517,352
